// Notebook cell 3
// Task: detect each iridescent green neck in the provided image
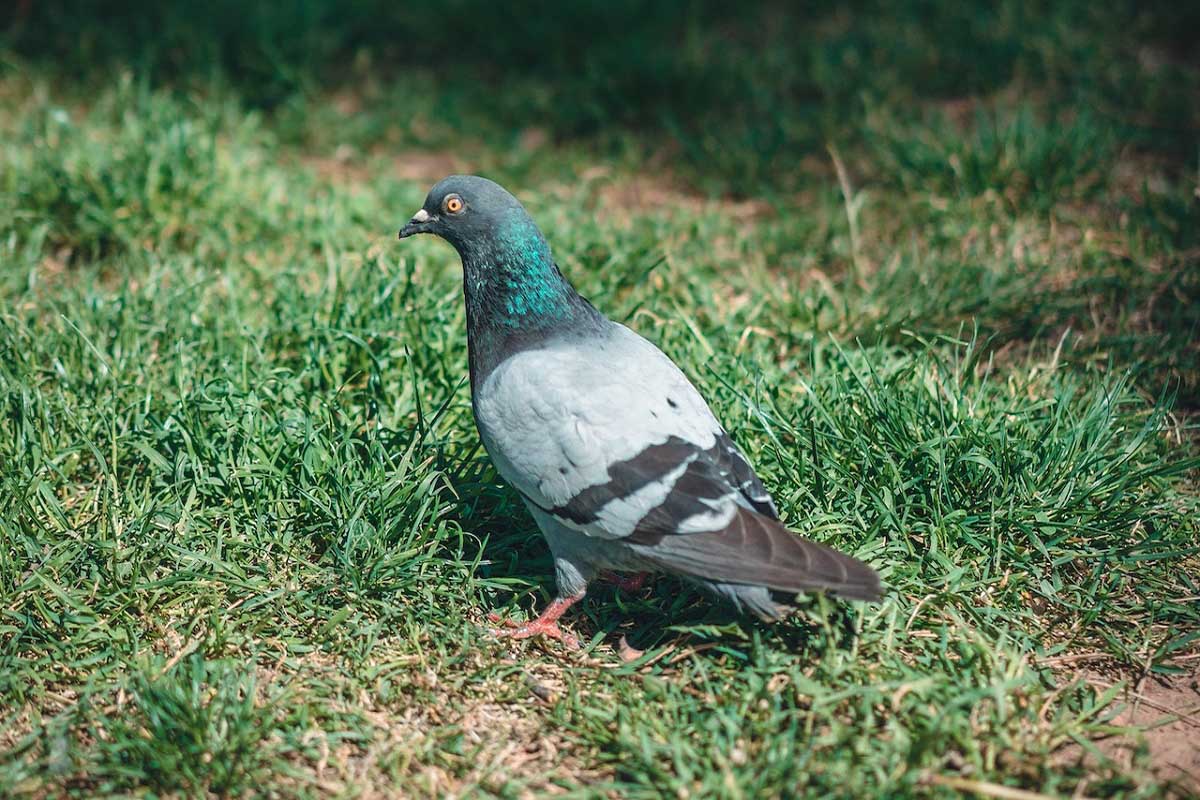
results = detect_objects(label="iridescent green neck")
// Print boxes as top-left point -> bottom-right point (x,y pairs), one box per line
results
457,209 -> 606,387
464,211 -> 578,330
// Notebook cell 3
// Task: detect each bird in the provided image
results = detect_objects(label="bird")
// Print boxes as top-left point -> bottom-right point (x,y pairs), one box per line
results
398,175 -> 882,648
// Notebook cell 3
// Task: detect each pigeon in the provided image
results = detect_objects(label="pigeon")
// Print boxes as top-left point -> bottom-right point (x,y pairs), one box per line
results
398,175 -> 882,647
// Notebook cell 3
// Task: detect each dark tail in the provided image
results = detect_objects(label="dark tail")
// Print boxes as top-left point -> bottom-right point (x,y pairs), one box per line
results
628,506 -> 882,602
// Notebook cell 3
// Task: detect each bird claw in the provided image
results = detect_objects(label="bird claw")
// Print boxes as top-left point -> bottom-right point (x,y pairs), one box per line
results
487,613 -> 580,649
485,592 -> 586,650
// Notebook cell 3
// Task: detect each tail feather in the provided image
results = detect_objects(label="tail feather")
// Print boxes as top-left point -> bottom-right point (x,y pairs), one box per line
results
628,506 -> 882,602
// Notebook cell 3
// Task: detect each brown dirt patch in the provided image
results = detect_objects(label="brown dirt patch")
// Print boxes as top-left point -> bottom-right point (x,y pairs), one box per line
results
579,166 -> 771,222
302,148 -> 469,187
389,151 -> 469,183
1059,662 -> 1200,796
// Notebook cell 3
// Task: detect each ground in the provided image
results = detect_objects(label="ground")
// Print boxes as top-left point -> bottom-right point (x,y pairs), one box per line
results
1077,665 -> 1199,787
0,2 -> 1199,798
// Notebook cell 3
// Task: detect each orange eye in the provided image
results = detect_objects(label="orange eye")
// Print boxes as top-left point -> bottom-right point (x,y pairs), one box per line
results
443,194 -> 464,214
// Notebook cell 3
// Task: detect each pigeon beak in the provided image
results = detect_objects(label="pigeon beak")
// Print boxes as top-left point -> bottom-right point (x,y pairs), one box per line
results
398,208 -> 436,239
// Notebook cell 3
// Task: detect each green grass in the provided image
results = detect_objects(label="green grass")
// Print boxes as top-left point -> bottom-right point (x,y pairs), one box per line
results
2,3 -> 1199,797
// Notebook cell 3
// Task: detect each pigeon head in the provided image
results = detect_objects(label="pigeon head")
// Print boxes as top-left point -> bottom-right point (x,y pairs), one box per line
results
397,175 -> 601,356
398,174 -> 535,254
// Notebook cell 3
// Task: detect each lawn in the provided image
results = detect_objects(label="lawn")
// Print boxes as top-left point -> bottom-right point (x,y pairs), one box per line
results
1,2 -> 1198,797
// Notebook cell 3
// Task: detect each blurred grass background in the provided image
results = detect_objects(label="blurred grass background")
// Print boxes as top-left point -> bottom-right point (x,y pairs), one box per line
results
0,1 -> 1198,797
4,0 -> 1198,400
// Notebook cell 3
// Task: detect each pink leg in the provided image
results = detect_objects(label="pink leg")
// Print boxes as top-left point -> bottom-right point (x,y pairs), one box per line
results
488,592 -> 586,649
600,570 -> 651,593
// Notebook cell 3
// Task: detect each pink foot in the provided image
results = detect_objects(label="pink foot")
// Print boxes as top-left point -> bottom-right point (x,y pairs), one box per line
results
487,592 -> 585,649
488,615 -> 580,648
601,571 -> 651,593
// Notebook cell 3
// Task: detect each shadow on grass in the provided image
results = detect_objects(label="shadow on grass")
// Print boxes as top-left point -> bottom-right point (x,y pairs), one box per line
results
608,584 -> 864,661
436,451 -> 865,657
5,1 -> 1198,191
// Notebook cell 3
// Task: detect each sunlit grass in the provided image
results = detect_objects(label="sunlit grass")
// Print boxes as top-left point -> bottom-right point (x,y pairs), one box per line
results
1,4 -> 1198,795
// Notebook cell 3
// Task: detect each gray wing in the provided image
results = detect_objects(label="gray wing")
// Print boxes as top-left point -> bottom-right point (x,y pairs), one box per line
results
543,431 -> 778,527
540,425 -> 878,601
474,323 -> 750,540
473,324 -> 881,600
